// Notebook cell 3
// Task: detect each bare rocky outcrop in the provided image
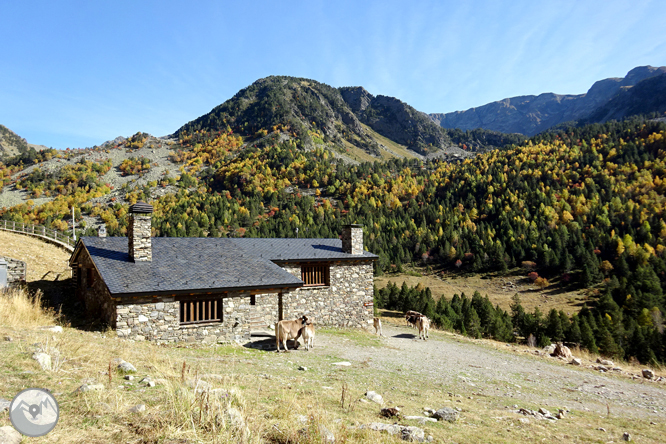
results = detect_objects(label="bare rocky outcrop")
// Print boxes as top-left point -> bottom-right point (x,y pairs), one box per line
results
430,66 -> 666,136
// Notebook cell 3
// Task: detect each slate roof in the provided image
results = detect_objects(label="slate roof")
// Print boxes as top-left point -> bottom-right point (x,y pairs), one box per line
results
76,236 -> 376,297
231,238 -> 378,262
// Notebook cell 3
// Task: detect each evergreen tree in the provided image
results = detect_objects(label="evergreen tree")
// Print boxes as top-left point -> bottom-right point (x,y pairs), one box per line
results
464,307 -> 482,339
567,317 -> 582,345
580,317 -> 599,354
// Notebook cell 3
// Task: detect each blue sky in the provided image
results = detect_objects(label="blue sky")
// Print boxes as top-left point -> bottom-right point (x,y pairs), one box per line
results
2,0 -> 665,149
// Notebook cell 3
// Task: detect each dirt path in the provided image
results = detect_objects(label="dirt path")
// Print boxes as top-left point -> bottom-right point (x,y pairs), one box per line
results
312,324 -> 666,421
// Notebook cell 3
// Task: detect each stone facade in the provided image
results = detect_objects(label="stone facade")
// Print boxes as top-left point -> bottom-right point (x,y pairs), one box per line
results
115,292 -> 252,344
128,214 -> 152,262
342,224 -> 364,255
0,255 -> 27,287
253,260 -> 375,328
109,259 -> 373,342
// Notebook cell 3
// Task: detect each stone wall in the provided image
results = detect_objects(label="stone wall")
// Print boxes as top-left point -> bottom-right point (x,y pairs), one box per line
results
0,256 -> 27,287
253,260 -> 374,329
75,249 -> 116,326
115,292 -> 252,344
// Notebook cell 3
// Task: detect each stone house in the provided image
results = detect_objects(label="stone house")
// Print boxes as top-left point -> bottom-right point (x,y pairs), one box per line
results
69,202 -> 377,343
0,255 -> 27,288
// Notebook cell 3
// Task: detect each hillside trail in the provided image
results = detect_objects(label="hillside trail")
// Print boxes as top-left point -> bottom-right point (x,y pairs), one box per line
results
311,323 -> 666,421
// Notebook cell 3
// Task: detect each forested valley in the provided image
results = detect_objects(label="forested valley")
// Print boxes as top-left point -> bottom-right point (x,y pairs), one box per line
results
2,115 -> 666,365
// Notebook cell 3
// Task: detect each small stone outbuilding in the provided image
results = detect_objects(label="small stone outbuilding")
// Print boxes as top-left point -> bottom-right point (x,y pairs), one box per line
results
69,202 -> 377,343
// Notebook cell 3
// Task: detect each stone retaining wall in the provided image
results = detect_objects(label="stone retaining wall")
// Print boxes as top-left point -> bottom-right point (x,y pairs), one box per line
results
0,256 -> 27,286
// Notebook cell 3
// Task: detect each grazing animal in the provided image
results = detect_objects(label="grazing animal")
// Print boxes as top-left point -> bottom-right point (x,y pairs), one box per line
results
416,316 -> 430,340
373,317 -> 384,337
301,322 -> 315,351
275,315 -> 308,352
405,310 -> 423,329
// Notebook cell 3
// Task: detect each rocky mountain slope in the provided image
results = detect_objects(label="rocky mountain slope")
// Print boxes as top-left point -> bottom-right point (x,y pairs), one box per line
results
0,124 -> 48,158
175,76 -> 523,159
431,65 -> 666,136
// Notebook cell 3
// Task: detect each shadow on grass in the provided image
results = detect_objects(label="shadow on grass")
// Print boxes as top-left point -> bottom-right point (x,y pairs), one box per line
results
27,277 -> 106,331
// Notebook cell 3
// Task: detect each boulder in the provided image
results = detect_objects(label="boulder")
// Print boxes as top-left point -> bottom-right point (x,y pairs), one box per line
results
0,426 -> 22,444
319,424 -> 336,443
129,404 -> 146,413
0,398 -> 10,412
362,423 -> 425,442
570,358 -> 582,366
552,343 -> 572,358
117,361 -> 137,373
623,432 -> 631,441
401,426 -> 425,442
405,416 -> 438,424
433,407 -> 459,422
642,369 -> 655,379
40,326 -> 63,333
32,352 -> 52,371
365,391 -> 383,405
75,383 -> 105,393
596,358 -> 614,366
542,344 -> 556,355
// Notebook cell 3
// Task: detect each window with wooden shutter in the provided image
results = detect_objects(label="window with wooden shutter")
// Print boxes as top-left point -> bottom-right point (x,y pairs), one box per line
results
301,264 -> 329,287
179,298 -> 222,325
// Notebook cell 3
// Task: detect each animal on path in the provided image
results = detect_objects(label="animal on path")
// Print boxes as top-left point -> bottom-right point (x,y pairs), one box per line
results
275,315 -> 308,352
405,310 -> 423,329
373,317 -> 384,337
300,321 -> 315,351
416,316 -> 430,340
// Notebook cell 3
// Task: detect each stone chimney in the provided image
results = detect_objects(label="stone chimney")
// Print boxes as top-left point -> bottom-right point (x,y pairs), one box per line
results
128,202 -> 153,262
98,224 -> 107,238
342,224 -> 363,255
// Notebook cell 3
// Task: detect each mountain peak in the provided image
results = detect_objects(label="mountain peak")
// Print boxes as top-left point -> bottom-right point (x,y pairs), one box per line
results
432,65 -> 666,136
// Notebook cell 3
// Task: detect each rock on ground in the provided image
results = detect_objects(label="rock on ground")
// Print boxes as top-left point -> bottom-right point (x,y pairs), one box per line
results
362,422 -> 425,442
433,407 -> 459,422
552,343 -> 572,359
117,360 -> 137,373
32,352 -> 52,371
365,391 -> 383,405
0,426 -> 22,444
75,383 -> 105,393
129,404 -> 146,413
642,369 -> 655,379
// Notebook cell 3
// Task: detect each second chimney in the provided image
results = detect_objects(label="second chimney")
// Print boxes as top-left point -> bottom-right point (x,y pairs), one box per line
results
342,224 -> 363,255
128,202 -> 153,262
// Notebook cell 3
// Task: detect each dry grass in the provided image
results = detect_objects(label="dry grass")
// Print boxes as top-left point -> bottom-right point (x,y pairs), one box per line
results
375,267 -> 590,315
1,312 -> 665,443
0,287 -> 60,328
0,230 -> 71,282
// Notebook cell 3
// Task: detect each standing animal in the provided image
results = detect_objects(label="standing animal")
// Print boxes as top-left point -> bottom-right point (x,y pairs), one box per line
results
416,316 -> 430,340
275,315 -> 308,352
300,322 -> 315,351
373,317 -> 384,336
405,310 -> 423,329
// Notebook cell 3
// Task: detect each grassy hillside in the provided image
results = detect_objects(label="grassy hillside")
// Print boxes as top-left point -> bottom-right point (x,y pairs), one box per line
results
1,284 -> 665,443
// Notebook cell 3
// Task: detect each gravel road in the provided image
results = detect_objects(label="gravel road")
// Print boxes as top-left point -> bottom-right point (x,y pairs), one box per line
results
311,323 -> 666,421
